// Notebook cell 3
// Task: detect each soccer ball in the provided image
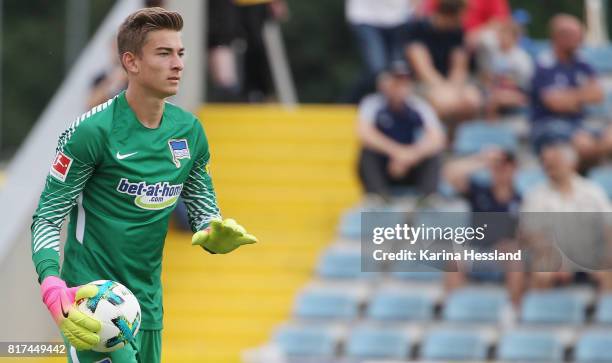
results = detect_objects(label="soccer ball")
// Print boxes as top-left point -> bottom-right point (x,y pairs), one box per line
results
75,280 -> 141,352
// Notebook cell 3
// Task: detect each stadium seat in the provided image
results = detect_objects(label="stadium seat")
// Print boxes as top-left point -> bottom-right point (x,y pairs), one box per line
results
316,247 -> 378,279
390,270 -> 444,281
581,45 -> 612,74
337,208 -> 362,240
345,325 -> 411,359
521,290 -> 586,324
523,39 -> 550,59
421,328 -> 488,361
575,329 -> 612,362
453,121 -> 518,155
588,166 -> 612,199
367,290 -> 434,321
273,324 -> 337,358
498,329 -> 563,362
594,293 -> 612,324
514,166 -> 546,197
443,287 -> 508,323
294,288 -> 359,321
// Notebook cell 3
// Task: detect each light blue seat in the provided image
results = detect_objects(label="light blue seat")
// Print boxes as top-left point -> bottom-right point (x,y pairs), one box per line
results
443,287 -> 507,323
273,324 -> 337,358
367,290 -> 434,321
521,290 -> 586,324
498,330 -> 563,362
453,121 -> 518,155
575,330 -> 612,362
594,294 -> 612,324
390,270 -> 444,281
421,328 -> 488,361
514,166 -> 546,197
346,326 -> 410,359
523,39 -> 550,60
316,248 -> 378,279
294,289 -> 359,321
581,46 -> 612,73
588,166 -> 612,199
338,208 -> 362,240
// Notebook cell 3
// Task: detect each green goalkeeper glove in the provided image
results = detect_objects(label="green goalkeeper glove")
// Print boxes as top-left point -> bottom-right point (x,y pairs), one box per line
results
192,218 -> 257,254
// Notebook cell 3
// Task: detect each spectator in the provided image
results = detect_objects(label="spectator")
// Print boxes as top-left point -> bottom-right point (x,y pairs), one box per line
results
530,14 -> 612,166
443,148 -> 524,303
87,39 -> 127,109
404,0 -> 482,122
521,142 -> 612,291
234,0 -> 289,102
421,0 -> 510,50
208,0 -> 241,101
481,19 -> 533,119
345,0 -> 419,103
357,62 -> 446,202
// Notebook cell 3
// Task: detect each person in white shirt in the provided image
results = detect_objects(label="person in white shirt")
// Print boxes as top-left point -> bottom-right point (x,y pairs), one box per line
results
522,142 -> 612,290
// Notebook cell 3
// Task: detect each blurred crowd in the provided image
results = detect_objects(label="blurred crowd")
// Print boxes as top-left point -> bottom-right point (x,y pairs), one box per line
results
351,0 -> 612,305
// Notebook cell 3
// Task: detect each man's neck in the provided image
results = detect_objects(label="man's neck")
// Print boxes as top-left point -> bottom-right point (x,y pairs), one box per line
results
554,47 -> 575,64
125,85 -> 165,129
553,174 -> 575,195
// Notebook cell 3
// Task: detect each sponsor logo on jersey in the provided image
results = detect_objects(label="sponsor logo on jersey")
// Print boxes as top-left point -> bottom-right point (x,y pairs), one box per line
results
50,151 -> 73,182
168,139 -> 190,168
116,178 -> 183,210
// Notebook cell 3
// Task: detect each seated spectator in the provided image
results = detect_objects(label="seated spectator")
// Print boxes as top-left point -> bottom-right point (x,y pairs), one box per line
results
443,148 -> 524,303
345,0 -> 417,103
530,14 -> 612,166
480,20 -> 533,119
405,0 -> 482,122
357,62 -> 446,202
521,141 -> 612,291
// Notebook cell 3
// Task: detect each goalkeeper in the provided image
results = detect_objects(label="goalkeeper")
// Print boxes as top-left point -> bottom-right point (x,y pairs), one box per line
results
31,7 -> 256,363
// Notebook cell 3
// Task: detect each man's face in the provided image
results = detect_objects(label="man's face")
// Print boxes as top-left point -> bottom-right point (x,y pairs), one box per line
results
541,146 -> 574,181
384,76 -> 411,105
491,157 -> 516,186
132,29 -> 184,98
552,20 -> 583,55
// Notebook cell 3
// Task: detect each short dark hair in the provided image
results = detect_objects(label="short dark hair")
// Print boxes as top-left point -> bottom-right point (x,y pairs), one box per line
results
117,7 -> 183,63
436,0 -> 467,16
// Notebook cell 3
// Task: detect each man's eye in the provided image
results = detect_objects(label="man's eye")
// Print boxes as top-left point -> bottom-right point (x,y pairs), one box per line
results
158,52 -> 169,56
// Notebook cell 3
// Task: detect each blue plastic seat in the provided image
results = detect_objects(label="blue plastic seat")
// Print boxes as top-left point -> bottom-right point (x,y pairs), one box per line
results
521,290 -> 586,324
498,330 -> 563,362
443,287 -> 508,323
367,290 -> 434,321
421,328 -> 488,361
294,289 -> 359,321
346,326 -> 410,359
575,330 -> 612,362
513,167 -> 546,197
273,324 -> 337,358
581,46 -> 612,73
453,121 -> 518,155
594,294 -> 612,324
338,209 -> 361,240
316,248 -> 379,279
588,166 -> 612,199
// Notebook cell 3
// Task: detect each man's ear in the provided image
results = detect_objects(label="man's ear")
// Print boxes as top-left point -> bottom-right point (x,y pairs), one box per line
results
122,51 -> 139,74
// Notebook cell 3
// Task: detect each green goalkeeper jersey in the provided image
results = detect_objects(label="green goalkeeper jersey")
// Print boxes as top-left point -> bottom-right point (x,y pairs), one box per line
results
31,91 -> 220,330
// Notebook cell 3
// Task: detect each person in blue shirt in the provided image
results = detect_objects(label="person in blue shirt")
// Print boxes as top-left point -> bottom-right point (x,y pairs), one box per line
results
530,14 -> 612,165
443,148 -> 524,303
357,62 -> 446,202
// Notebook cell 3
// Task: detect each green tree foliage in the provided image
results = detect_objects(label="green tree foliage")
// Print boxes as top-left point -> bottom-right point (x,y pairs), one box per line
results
1,0 -> 113,157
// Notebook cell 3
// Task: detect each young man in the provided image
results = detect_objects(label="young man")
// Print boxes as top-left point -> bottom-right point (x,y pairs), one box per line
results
357,62 -> 446,202
404,0 -> 482,122
31,8 -> 257,363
